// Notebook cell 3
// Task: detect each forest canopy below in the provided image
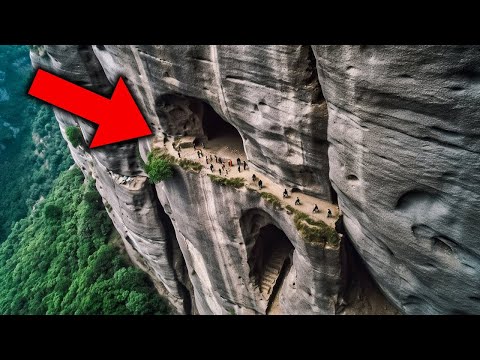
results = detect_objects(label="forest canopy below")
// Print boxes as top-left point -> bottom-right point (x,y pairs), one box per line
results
0,45 -> 72,242
0,45 -> 170,315
0,168 -> 170,315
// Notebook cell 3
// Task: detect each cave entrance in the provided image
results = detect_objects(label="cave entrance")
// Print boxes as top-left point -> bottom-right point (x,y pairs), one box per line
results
240,209 -> 294,314
200,102 -> 245,157
154,94 -> 245,158
251,224 -> 294,313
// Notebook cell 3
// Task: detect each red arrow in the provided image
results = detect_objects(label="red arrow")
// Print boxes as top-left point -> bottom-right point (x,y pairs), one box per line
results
28,69 -> 152,148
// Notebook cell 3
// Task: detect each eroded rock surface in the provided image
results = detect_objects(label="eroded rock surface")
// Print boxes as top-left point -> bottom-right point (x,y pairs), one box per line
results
30,45 -> 479,314
313,45 -> 480,314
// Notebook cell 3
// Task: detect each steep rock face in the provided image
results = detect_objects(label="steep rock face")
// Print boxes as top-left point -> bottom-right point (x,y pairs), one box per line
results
30,45 -> 480,315
313,45 -> 480,314
30,45 -> 343,314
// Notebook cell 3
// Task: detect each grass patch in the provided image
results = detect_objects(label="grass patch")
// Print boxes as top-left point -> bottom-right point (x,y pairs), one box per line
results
177,158 -> 203,172
144,149 -> 175,183
208,175 -> 245,189
286,205 -> 339,246
260,192 -> 282,210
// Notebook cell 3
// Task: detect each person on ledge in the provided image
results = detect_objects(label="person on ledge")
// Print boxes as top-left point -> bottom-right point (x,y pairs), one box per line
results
295,197 -> 301,206
237,158 -> 241,166
327,209 -> 333,218
210,164 -> 214,172
252,174 -> 257,182
258,179 -> 263,189
313,204 -> 319,213
243,160 -> 247,170
283,189 -> 288,198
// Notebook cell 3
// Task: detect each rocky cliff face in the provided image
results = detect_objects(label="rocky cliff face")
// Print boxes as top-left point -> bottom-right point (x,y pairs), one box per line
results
30,45 -> 480,314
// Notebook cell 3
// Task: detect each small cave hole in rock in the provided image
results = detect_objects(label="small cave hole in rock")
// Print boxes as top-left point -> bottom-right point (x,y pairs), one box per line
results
432,236 -> 453,254
330,185 -> 338,205
291,187 -> 302,193
347,174 -> 359,181
95,45 -> 106,51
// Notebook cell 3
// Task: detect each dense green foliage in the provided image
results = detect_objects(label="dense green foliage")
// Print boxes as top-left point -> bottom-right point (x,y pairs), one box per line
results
65,126 -> 84,147
0,168 -> 170,314
0,46 -> 72,242
144,149 -> 174,183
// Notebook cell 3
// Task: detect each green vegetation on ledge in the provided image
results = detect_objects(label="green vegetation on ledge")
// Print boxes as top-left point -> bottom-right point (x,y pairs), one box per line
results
178,158 -> 203,172
65,126 -> 84,147
286,205 -> 339,246
144,149 -> 175,183
208,175 -> 245,188
0,168 -> 170,315
260,192 -> 282,210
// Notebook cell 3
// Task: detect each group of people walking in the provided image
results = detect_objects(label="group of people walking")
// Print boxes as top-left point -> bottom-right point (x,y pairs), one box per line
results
178,141 -> 334,219
208,154 -> 248,177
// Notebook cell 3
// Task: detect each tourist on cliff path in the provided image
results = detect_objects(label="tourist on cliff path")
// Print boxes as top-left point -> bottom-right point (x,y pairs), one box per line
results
295,197 -> 301,206
313,204 -> 319,213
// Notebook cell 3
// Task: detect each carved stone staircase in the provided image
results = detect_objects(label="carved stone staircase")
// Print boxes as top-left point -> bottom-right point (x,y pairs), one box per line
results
259,247 -> 290,299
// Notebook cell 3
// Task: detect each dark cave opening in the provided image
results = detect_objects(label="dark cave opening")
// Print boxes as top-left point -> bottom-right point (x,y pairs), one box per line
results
200,102 -> 245,156
330,185 -> 338,205
248,223 -> 293,312
240,209 -> 295,314
154,94 -> 245,156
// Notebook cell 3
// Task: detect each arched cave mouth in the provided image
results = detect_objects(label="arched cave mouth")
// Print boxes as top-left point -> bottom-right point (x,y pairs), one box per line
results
240,209 -> 294,314
155,94 -> 245,156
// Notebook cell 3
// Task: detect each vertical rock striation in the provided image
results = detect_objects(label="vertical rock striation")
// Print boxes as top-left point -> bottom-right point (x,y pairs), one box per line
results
30,44 -> 479,314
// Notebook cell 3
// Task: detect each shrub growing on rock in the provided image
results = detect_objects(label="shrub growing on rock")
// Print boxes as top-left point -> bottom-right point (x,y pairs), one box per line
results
145,149 -> 174,183
65,126 -> 84,148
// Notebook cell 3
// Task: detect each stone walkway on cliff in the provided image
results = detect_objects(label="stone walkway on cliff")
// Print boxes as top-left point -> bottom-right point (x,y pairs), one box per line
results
153,135 -> 339,228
